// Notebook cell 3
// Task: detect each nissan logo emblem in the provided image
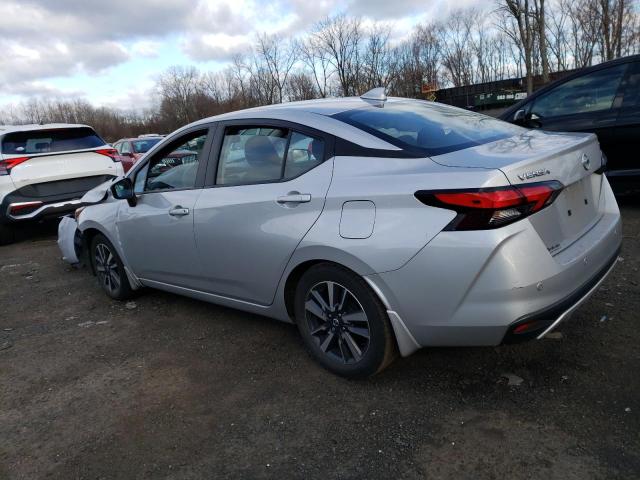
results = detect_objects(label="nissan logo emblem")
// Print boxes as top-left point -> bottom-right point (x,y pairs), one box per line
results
581,154 -> 590,170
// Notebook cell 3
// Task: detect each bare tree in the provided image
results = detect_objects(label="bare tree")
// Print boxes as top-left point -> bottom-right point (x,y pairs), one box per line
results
299,37 -> 333,98
157,65 -> 203,125
598,0 -> 638,60
288,72 -> 318,101
533,0 -> 550,82
311,15 -> 364,96
547,0 -> 571,71
437,10 -> 476,87
498,0 -> 537,93
361,23 -> 394,90
254,33 -> 297,103
387,24 -> 440,97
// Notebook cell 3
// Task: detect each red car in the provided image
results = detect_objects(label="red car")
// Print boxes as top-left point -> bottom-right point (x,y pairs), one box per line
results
113,135 -> 163,172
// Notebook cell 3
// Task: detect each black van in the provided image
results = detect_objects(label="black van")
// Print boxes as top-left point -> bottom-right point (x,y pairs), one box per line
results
501,55 -> 640,195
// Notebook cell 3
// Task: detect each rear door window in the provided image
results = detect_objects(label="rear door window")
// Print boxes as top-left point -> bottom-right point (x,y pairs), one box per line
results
1,127 -> 106,154
215,126 -> 326,185
284,132 -> 324,180
216,127 -> 288,185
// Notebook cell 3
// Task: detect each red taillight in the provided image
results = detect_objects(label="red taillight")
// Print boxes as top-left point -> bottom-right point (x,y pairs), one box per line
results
0,156 -> 29,175
415,181 -> 563,230
9,201 -> 43,216
95,148 -> 119,162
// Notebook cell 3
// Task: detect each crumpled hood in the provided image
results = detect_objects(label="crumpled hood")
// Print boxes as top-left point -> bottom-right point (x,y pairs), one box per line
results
80,178 -> 118,204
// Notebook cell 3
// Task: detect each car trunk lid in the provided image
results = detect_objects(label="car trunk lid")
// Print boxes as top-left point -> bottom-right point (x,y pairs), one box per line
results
431,129 -> 605,255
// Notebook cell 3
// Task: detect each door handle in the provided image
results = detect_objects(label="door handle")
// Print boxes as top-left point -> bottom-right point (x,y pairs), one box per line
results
276,193 -> 312,204
169,206 -> 190,217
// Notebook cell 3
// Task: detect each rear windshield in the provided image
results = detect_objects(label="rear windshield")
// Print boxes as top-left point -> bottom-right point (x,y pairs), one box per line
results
333,101 -> 524,156
133,138 -> 162,153
2,127 -> 105,155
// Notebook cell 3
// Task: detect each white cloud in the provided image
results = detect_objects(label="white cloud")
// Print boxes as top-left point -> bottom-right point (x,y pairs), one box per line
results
131,40 -> 162,58
182,33 -> 253,62
0,0 -> 490,105
5,81 -> 84,98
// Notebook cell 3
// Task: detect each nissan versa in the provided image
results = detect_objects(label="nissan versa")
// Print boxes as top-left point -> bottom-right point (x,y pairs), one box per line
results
58,90 -> 622,378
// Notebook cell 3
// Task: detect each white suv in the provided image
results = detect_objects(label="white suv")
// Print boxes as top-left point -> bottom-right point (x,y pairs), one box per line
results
0,124 -> 123,244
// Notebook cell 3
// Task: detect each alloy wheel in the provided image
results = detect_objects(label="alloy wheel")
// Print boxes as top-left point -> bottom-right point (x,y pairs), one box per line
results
304,281 -> 370,364
94,243 -> 121,294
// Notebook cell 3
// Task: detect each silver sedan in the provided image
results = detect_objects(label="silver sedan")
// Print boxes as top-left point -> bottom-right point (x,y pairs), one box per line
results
59,91 -> 622,378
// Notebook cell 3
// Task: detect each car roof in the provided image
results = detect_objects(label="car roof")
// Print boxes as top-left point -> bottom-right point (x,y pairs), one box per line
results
183,96 -> 458,151
197,96 -> 370,122
0,123 -> 93,135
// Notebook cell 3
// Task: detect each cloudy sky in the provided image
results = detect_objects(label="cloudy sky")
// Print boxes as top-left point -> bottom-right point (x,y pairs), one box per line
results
0,0 -> 481,111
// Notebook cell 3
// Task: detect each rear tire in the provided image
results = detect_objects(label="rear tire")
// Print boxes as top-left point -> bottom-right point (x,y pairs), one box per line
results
294,263 -> 397,378
0,224 -> 16,246
90,233 -> 134,300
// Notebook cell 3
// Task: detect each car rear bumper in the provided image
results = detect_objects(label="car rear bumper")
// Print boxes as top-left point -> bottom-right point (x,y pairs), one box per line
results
0,175 -> 114,223
501,245 -> 619,343
366,179 -> 622,349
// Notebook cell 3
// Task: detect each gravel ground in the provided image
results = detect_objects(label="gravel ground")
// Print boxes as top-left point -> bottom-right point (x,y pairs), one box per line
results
1,199 -> 639,480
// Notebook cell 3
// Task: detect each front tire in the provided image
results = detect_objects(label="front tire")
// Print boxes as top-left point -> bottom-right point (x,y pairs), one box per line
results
294,263 -> 397,378
90,233 -> 133,300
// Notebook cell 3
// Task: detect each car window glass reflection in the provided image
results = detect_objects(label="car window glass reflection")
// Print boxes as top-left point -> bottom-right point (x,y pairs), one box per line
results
531,64 -> 627,118
216,127 -> 288,185
284,132 -> 324,180
144,132 -> 207,192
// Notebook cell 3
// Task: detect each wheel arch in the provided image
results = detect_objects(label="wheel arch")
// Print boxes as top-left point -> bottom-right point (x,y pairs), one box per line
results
79,222 -> 142,289
281,251 -> 420,358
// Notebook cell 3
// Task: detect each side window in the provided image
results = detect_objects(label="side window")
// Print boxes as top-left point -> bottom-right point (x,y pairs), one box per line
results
142,130 -> 208,192
284,132 -> 324,180
113,142 -> 122,154
134,163 -> 148,194
216,127 -> 288,185
622,62 -> 640,109
121,141 -> 132,154
531,64 -> 627,118
216,126 -> 326,186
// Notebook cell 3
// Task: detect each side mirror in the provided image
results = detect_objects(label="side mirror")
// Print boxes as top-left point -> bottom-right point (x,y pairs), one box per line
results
513,109 -> 526,124
111,177 -> 137,207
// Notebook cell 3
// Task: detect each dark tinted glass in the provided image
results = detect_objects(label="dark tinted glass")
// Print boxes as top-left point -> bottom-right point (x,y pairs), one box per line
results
133,138 -> 162,153
2,127 -> 105,154
531,64 -> 627,117
622,61 -> 640,108
334,101 -> 523,156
